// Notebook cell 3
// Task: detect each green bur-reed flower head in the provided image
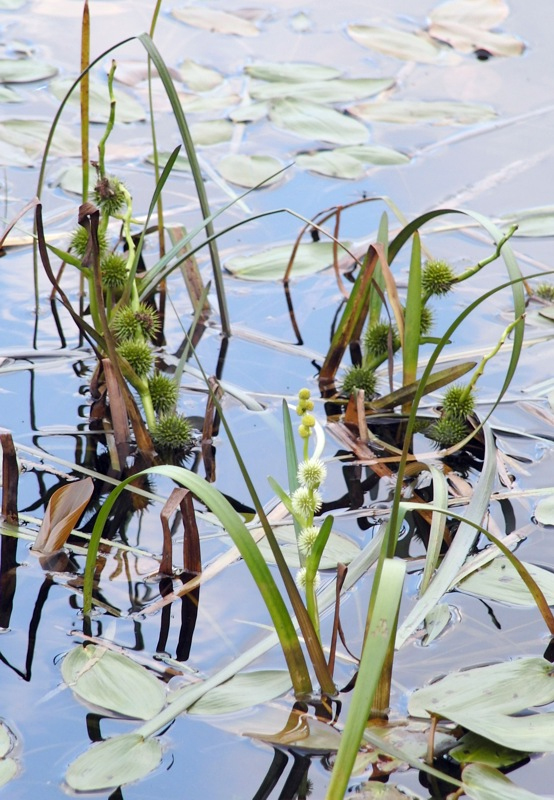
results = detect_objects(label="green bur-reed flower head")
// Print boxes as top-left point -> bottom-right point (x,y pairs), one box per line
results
536,282 -> 554,302
422,260 -> 456,296
427,415 -> 470,448
298,525 -> 320,555
342,366 -> 377,398
152,413 -> 194,451
364,321 -> 400,358
112,304 -> 160,342
442,384 -> 475,418
148,373 -> 179,415
298,457 -> 327,490
70,226 -> 109,259
101,253 -> 128,290
420,304 -> 434,335
117,340 -> 153,378
94,175 -> 127,216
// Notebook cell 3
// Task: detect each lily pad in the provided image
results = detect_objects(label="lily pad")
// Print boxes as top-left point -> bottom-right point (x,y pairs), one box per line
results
0,86 -> 21,103
225,241 -> 350,281
270,98 -> 368,144
458,556 -> 554,606
0,57 -> 57,83
56,165 -> 96,195
250,77 -> 395,103
190,119 -> 233,146
245,62 -> 342,83
296,150 -> 365,179
172,6 -> 259,37
462,763 -> 546,799
50,78 -> 145,124
342,144 -> 410,165
180,92 -> 240,113
0,119 -> 80,160
217,154 -> 283,188
188,670 -> 291,715
62,644 -> 166,719
355,782 -> 425,799
178,59 -> 223,91
65,734 -> 162,792
536,494 -> 554,523
146,150 -> 191,172
229,101 -> 269,123
255,524 -> 360,568
350,99 -> 495,125
347,25 -> 444,63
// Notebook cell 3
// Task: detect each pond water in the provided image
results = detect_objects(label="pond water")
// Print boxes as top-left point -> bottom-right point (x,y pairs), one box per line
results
2,0 -> 554,798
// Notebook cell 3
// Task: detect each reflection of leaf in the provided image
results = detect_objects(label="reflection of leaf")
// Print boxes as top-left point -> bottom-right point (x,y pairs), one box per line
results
350,99 -> 495,125
500,207 -> 554,237
171,6 -> 259,36
458,556 -> 554,606
66,734 -> 162,792
270,98 -> 368,144
347,25 -> 445,63
0,57 -> 57,83
250,77 -> 395,103
32,477 -> 93,554
188,670 -> 291,715
178,59 -> 222,91
255,524 -> 360,568
51,78 -> 145,123
245,61 -> 341,82
217,154 -> 283,188
62,644 -> 166,719
462,763 -> 545,800
226,241 -> 350,281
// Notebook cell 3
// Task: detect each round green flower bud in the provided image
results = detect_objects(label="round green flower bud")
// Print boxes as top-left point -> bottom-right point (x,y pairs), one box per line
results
442,385 -> 475,418
117,340 -> 153,378
298,424 -> 311,439
152,413 -> 194,452
298,388 -> 311,400
422,260 -> 456,297
94,175 -> 127,216
148,373 -> 179,415
342,366 -> 377,398
101,253 -> 128,290
70,226 -> 109,259
365,321 -> 400,358
301,413 -> 315,428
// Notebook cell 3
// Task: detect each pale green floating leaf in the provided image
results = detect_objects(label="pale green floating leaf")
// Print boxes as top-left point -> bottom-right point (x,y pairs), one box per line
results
270,98 -> 368,144
188,670 -> 291,715
347,24 -> 445,63
500,207 -> 554,237
462,762 -> 547,799
62,644 -> 166,720
255,524 -> 360,568
422,603 -> 451,645
226,241 -> 349,281
350,99 -> 495,125
0,57 -> 57,83
0,138 -> 32,166
296,150 -> 365,179
0,758 -> 17,788
0,119 -> 80,159
0,85 -> 21,102
0,0 -> 26,7
180,91 -> 240,113
0,722 -> 12,758
409,657 -> 554,720
430,0 -> 509,29
250,77 -> 395,103
178,59 -> 222,91
146,150 -> 191,171
355,782 -> 425,799
536,494 -> 554,523
451,731 -> 527,768
171,6 -> 259,36
450,708 -> 554,752
245,61 -> 341,83
248,714 -> 343,752
458,556 -> 554,606
217,154 -> 283,188
50,78 -> 145,124
341,144 -> 410,165
290,11 -> 312,33
229,101 -> 269,123
56,164 -> 95,195
65,733 -> 162,791
190,118 -> 233,146
429,20 -> 524,56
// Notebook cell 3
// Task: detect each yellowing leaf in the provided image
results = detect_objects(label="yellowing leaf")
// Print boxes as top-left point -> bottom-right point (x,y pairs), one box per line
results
347,25 -> 445,63
32,477 -> 93,554
171,6 -> 259,36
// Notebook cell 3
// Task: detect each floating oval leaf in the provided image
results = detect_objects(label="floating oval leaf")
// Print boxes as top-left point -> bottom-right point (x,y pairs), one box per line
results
0,58 -> 57,83
56,165 -> 95,195
0,86 -> 20,103
51,78 -> 145,123
296,150 -> 365,179
350,99 -> 495,125
255,524 -> 360,568
501,207 -> 554,237
342,144 -> 410,165
65,733 -> 162,791
172,6 -> 259,37
229,101 -> 269,123
0,759 -> 17,788
462,763 -> 544,800
458,556 -> 554,606
0,722 -> 12,758
347,25 -> 444,63
190,119 -> 233,146
217,154 -> 283,188
188,670 -> 291,715
0,119 -> 80,159
0,138 -> 32,166
62,644 -> 166,719
451,731 -> 527,768
245,61 -> 341,83
250,77 -> 395,103
180,91 -> 240,113
178,59 -> 222,91
225,241 -> 350,281
430,0 -> 509,29
355,782 -> 424,799
270,98 -> 368,144
146,150 -> 190,171
429,21 -> 524,56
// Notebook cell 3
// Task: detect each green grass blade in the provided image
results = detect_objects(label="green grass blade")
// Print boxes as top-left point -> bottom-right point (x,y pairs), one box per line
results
282,400 -> 301,544
402,231 -> 421,403
419,464 -> 448,595
369,211 -> 388,326
325,558 -> 406,799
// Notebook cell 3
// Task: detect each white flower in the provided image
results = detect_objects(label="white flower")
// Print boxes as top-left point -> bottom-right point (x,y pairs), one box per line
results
295,566 -> 321,590
298,525 -> 320,555
291,487 -> 322,521
297,457 -> 327,490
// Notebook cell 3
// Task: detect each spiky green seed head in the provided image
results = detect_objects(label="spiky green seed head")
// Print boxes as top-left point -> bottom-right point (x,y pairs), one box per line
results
134,304 -> 161,340
442,385 -> 475,418
94,175 -> 127,216
291,486 -> 322,520
111,306 -> 140,342
298,458 -> 327,490
342,366 -> 377,398
298,525 -> 320,555
536,282 -> 554,302
420,304 -> 435,335
152,413 -> 194,451
364,321 -> 400,358
427,415 -> 469,448
117,340 -> 153,378
148,373 -> 178,415
70,225 -> 109,259
101,253 -> 128,290
422,260 -> 456,297
295,566 -> 320,590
